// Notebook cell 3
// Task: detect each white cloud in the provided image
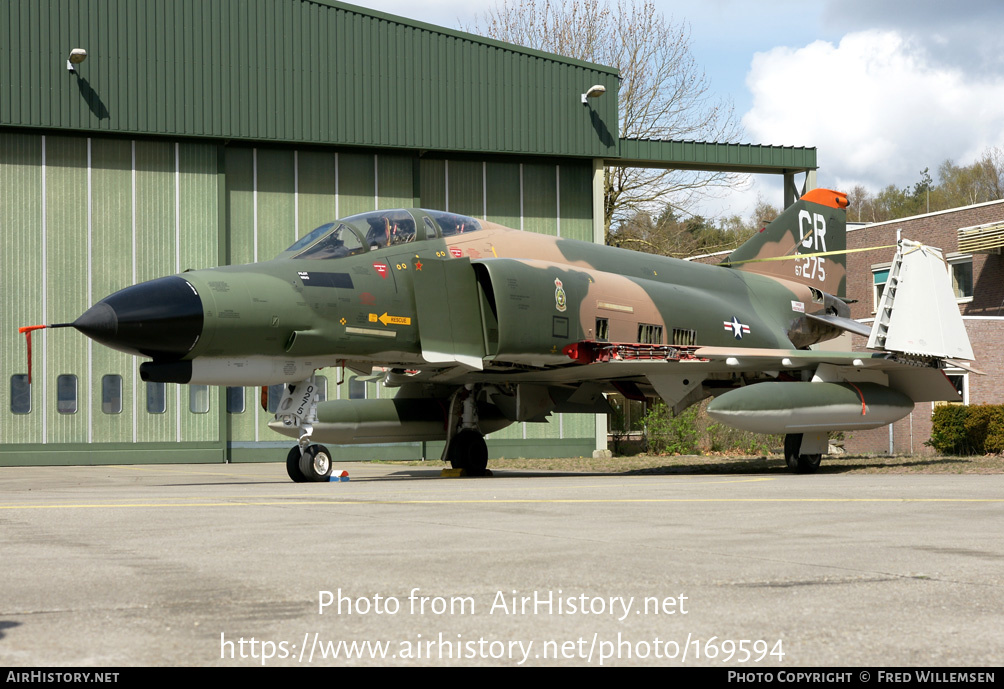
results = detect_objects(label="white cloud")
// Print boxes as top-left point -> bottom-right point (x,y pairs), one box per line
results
742,30 -> 1004,194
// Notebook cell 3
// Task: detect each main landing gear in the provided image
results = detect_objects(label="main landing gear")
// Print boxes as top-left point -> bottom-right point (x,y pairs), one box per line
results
447,429 -> 489,474
784,433 -> 823,474
275,376 -> 334,483
443,384 -> 490,476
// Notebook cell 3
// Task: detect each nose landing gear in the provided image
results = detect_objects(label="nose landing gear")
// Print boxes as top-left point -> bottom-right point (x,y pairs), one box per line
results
277,376 -> 334,483
287,443 -> 333,482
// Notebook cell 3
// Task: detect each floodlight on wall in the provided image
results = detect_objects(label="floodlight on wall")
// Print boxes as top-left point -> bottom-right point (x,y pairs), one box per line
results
67,48 -> 87,73
581,84 -> 606,105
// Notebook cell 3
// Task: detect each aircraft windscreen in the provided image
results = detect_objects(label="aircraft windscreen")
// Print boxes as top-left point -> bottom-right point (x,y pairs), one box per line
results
292,223 -> 366,260
425,210 -> 481,236
286,222 -> 336,253
287,211 -> 421,259
285,210 -> 478,259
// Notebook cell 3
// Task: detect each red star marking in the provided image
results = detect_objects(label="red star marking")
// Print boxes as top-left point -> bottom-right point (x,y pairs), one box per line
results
415,260 -> 423,271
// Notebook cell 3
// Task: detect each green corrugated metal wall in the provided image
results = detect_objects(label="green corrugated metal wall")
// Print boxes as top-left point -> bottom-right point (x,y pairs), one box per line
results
1,0 -> 619,159
1,0 -> 610,465
1,133 -> 225,463
1,131 -> 597,465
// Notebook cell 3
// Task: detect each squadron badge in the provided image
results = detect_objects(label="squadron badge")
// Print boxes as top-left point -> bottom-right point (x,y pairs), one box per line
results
554,278 -> 567,312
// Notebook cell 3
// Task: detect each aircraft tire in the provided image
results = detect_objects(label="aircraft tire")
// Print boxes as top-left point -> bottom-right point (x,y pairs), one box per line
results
299,444 -> 333,482
286,446 -> 308,483
448,431 -> 489,475
784,434 -> 822,474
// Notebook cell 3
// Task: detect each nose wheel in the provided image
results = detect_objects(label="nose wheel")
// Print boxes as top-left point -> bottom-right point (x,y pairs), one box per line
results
286,444 -> 333,482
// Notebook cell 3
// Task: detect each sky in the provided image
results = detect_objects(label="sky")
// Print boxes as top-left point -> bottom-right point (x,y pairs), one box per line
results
344,0 -> 1004,222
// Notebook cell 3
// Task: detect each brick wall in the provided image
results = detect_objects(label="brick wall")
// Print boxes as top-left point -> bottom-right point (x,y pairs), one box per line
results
844,201 -> 1004,454
830,317 -> 1004,455
846,201 -> 1004,320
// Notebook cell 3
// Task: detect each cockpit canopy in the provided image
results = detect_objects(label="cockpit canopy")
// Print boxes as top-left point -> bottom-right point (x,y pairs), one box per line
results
285,209 -> 483,260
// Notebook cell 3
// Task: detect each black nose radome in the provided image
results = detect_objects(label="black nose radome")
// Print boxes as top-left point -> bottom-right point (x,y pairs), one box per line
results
74,276 -> 204,360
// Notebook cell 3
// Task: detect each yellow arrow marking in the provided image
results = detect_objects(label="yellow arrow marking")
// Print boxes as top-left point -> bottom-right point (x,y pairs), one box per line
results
378,312 -> 411,326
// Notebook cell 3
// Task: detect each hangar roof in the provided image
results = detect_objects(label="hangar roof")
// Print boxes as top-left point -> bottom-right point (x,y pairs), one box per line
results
616,138 -> 816,174
1,0 -> 815,171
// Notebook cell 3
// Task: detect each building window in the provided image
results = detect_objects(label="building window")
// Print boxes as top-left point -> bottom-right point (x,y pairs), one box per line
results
10,375 -> 31,414
314,377 -> 328,402
189,385 -> 210,414
146,382 -> 166,414
948,255 -> 973,302
56,374 -> 77,414
101,375 -> 123,414
267,384 -> 285,413
933,370 -> 968,408
227,387 -> 245,414
348,377 -> 366,400
872,264 -> 890,312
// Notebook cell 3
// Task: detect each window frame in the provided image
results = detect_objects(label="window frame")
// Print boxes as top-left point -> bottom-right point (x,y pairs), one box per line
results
934,369 -> 968,408
101,374 -> 123,415
227,386 -> 245,414
56,374 -> 78,415
871,262 -> 891,313
946,253 -> 973,303
146,381 -> 167,414
10,375 -> 31,414
189,384 -> 211,414
348,376 -> 366,400
267,384 -> 285,414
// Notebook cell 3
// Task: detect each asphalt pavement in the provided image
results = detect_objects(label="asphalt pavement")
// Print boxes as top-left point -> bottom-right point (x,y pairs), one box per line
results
1,462 -> 1001,667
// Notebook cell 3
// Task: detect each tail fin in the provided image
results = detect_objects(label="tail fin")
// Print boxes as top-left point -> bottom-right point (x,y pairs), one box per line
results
867,239 -> 975,361
725,188 -> 848,298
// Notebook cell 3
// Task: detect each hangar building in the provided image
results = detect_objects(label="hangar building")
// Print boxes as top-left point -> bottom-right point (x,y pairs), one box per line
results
1,0 -> 816,466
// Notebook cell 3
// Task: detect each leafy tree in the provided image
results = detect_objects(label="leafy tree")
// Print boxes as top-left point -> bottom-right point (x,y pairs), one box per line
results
609,198 -> 768,258
937,148 -> 1004,207
845,147 -> 1004,223
462,0 -> 744,237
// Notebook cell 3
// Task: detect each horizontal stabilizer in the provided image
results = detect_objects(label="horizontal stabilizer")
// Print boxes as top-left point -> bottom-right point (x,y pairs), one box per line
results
806,313 -> 872,338
867,240 -> 975,360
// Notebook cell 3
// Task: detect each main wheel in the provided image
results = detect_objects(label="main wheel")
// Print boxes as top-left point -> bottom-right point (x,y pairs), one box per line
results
447,430 -> 489,475
784,433 -> 822,474
299,444 -> 333,482
286,446 -> 308,483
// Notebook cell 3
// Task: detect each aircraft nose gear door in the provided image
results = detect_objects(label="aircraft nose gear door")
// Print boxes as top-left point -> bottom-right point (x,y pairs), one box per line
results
275,375 -> 333,482
443,384 -> 489,476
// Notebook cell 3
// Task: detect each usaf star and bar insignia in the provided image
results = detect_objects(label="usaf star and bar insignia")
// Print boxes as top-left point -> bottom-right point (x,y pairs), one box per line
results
723,316 -> 751,339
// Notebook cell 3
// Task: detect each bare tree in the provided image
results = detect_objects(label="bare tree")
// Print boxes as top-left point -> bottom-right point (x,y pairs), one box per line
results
462,0 -> 744,239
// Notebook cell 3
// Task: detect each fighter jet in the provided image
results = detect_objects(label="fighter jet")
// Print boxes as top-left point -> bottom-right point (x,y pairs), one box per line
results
35,189 -> 976,480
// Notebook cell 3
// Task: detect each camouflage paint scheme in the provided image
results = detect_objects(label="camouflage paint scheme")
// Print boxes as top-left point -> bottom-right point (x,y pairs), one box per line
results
67,190 -> 970,477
